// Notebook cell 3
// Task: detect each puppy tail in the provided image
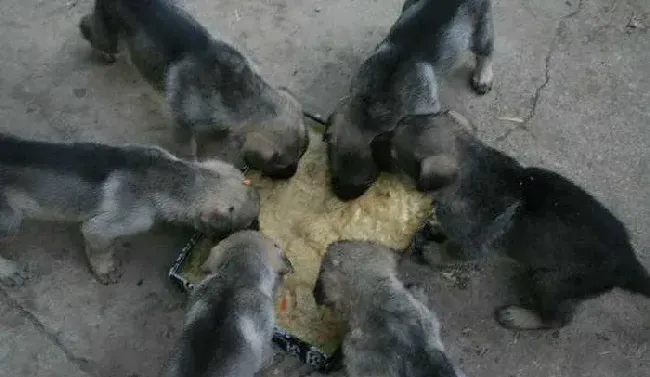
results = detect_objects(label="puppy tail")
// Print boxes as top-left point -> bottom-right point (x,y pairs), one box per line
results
620,260 -> 650,298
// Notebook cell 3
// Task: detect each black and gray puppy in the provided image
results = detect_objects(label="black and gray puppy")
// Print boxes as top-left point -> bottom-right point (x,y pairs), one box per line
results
312,240 -> 467,377
325,0 -> 494,201
392,113 -> 650,330
79,0 -> 309,179
0,133 -> 260,286
161,230 -> 294,377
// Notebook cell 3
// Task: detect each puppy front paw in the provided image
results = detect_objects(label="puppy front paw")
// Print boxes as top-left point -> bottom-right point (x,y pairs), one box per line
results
97,51 -> 117,64
494,305 -> 544,330
91,258 -> 123,285
469,72 -> 493,95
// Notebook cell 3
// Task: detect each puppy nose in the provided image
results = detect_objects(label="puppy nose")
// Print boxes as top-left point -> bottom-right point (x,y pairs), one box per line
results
247,218 -> 260,231
312,278 -> 326,306
264,163 -> 299,179
331,178 -> 370,201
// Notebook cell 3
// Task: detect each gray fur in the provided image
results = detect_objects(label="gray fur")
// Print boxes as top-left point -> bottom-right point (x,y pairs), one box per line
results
0,133 -> 260,286
324,0 -> 495,201
78,0 -> 309,179
313,240 -> 465,377
393,113 -> 650,330
161,230 -> 293,377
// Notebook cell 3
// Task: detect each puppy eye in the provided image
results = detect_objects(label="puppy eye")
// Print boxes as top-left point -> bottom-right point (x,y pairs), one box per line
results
228,206 -> 234,213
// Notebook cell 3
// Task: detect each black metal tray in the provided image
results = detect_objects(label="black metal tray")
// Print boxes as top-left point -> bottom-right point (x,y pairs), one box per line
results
168,231 -> 339,372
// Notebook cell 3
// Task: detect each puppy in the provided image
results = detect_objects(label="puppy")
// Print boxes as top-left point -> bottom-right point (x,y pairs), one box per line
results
312,240 -> 466,377
392,113 -> 650,330
325,0 -> 495,201
161,230 -> 294,377
0,133 -> 260,286
79,0 -> 309,179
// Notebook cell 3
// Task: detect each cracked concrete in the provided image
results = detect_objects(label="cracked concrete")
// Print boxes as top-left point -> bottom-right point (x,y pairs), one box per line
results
494,0 -> 584,143
1,289 -> 98,376
1,0 -> 649,377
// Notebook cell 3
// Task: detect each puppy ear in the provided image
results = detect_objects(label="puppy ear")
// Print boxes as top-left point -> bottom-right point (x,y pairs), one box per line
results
417,155 -> 459,192
267,248 -> 294,275
242,132 -> 277,166
201,244 -> 227,273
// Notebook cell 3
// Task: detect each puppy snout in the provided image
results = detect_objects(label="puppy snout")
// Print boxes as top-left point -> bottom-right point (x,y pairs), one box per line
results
263,163 -> 299,179
312,277 -> 326,306
331,176 -> 371,201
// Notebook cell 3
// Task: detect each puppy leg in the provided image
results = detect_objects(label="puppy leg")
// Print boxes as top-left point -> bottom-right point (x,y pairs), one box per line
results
469,1 -> 495,95
81,206 -> 156,285
319,347 -> 344,373
126,31 -> 168,91
0,200 -> 28,287
169,117 -> 200,161
495,300 -> 576,331
495,271 -> 578,330
406,216 -> 459,266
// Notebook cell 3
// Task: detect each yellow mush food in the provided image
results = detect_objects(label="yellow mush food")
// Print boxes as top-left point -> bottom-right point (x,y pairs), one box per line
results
181,122 -> 434,356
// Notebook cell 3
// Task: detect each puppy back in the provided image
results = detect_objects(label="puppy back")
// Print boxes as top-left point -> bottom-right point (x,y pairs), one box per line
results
0,133 -> 188,184
519,167 -> 630,242
119,0 -> 210,58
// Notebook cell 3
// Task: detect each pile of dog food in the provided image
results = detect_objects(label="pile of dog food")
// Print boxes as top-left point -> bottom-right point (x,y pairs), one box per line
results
181,126 -> 433,355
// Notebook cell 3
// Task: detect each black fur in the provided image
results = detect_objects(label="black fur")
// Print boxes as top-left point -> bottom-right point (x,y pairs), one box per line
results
120,0 -> 211,59
394,113 -> 650,330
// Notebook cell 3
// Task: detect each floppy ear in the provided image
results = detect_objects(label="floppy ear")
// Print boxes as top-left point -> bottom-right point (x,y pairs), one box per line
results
242,132 -> 277,166
201,244 -> 227,274
267,248 -> 294,275
417,155 -> 459,192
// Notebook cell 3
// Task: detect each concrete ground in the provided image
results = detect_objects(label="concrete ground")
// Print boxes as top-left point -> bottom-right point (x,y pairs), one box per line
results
1,0 -> 649,376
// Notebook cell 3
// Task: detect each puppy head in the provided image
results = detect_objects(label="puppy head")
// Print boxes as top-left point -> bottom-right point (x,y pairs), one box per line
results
324,98 -> 380,201
241,89 -> 310,179
391,113 -> 462,191
201,230 -> 294,278
78,12 -> 118,62
195,159 -> 261,236
313,240 -> 397,311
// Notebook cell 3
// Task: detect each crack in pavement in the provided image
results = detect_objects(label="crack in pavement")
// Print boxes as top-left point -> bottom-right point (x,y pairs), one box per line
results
0,287 -> 100,377
494,0 -> 585,144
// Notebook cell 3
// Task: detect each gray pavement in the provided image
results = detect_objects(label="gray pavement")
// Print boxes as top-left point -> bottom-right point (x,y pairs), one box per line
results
0,0 -> 648,376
